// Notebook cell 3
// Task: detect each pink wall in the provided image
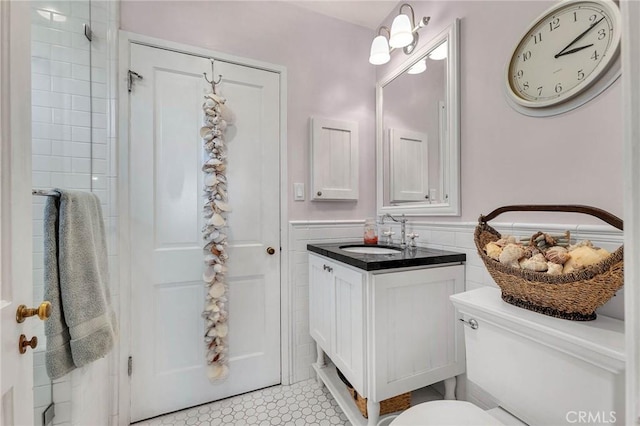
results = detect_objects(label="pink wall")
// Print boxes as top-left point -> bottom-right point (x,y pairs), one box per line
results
122,0 -> 624,226
120,1 -> 377,221
378,1 -> 623,224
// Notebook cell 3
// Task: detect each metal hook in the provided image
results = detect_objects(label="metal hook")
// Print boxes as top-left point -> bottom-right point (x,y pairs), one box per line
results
203,59 -> 222,93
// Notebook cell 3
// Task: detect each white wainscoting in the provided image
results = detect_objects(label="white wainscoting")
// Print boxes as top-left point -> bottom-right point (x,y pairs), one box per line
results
288,219 -> 624,385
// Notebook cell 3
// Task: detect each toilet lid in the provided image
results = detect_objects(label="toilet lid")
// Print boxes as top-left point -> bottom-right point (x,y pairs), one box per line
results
391,401 -> 505,426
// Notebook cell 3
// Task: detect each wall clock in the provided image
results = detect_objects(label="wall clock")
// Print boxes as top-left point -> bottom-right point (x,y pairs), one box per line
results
505,0 -> 621,117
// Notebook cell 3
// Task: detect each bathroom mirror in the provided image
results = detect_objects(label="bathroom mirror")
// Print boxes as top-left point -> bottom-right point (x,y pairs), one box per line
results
377,19 -> 460,216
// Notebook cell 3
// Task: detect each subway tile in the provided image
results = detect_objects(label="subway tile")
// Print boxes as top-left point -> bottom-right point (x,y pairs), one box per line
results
72,94 -> 91,112
92,143 -> 107,160
91,67 -> 107,84
32,106 -> 52,124
71,63 -> 90,81
70,110 -> 90,127
71,1 -> 90,19
32,41 -> 51,59
92,97 -> 107,114
32,74 -> 51,91
72,126 -> 90,142
71,158 -> 91,174
34,385 -> 52,407
32,172 -> 51,188
52,402 -> 71,424
32,57 -> 51,75
71,142 -> 91,158
91,82 -> 107,99
71,32 -> 91,51
50,45 -> 73,63
32,25 -> 71,47
34,365 -> 50,387
32,2 -> 72,16
50,60 -> 72,78
52,108 -> 70,125
51,140 -> 72,157
92,112 -> 107,129
53,380 -> 72,403
72,48 -> 90,66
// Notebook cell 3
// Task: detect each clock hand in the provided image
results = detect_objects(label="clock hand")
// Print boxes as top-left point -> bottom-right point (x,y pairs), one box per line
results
555,17 -> 604,57
555,43 -> 594,58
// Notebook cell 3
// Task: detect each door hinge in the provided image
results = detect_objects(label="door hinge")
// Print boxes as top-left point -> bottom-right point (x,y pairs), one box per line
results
128,70 -> 143,93
128,356 -> 133,377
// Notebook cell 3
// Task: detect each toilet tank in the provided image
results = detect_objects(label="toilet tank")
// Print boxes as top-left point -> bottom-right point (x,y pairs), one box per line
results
451,287 -> 625,426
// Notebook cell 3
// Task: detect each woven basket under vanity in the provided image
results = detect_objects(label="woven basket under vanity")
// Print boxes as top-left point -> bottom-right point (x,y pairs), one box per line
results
336,368 -> 411,418
475,205 -> 624,321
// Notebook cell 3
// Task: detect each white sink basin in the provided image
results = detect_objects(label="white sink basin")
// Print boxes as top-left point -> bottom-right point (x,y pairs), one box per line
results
339,245 -> 401,255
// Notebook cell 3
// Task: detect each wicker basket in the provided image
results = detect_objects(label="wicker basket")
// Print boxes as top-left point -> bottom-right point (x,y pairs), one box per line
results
475,205 -> 624,321
336,368 -> 411,418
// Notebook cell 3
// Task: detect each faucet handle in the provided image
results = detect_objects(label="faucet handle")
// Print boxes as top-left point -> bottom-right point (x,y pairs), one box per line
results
407,232 -> 419,248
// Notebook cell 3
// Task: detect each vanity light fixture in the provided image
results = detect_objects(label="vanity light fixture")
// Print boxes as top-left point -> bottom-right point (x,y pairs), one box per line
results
369,3 -> 430,65
407,59 -> 427,74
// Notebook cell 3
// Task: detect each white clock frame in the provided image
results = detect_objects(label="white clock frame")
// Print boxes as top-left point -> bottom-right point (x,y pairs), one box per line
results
505,0 -> 621,117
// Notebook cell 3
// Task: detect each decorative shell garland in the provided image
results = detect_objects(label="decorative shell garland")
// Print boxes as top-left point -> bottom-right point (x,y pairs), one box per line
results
484,230 -> 612,275
201,92 -> 234,381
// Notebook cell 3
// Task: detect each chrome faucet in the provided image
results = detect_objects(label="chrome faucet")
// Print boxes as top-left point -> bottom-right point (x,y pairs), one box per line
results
380,213 -> 408,249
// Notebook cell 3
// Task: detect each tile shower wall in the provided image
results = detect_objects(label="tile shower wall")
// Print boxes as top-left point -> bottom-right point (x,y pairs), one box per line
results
30,1 -> 119,424
288,220 -> 624,384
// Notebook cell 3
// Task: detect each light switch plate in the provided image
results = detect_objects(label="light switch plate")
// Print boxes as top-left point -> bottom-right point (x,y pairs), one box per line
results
294,183 -> 305,201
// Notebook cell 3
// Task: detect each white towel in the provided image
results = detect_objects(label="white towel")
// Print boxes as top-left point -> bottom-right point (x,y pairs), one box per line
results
44,190 -> 117,379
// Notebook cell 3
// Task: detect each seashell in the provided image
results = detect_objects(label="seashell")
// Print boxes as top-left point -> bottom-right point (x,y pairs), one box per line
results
545,246 -> 570,265
217,120 -> 227,131
204,98 -> 215,109
200,127 -> 212,138
205,174 -> 218,187
519,253 -> 548,272
207,93 -> 226,104
203,266 -> 217,283
209,230 -> 220,240
213,138 -> 224,147
568,240 -> 594,251
484,242 -> 502,261
547,262 -> 563,275
563,246 -> 610,274
495,235 -> 516,247
215,164 -> 227,172
209,282 -> 225,298
213,234 -> 226,243
209,213 -> 225,226
219,104 -> 235,124
499,243 -> 525,268
214,200 -> 231,211
215,323 -> 228,338
213,264 -> 223,273
208,364 -> 229,380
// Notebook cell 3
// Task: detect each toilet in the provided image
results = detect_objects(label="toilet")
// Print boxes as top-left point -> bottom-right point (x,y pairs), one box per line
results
391,287 -> 625,426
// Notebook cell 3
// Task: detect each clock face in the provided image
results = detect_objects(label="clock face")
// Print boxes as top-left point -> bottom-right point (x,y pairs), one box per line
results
507,0 -> 621,108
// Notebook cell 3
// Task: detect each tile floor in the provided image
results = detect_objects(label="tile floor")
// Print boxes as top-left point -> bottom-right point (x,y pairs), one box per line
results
132,379 -> 349,426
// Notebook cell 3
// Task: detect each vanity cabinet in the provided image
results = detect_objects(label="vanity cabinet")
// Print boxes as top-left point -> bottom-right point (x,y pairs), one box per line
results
309,252 -> 465,426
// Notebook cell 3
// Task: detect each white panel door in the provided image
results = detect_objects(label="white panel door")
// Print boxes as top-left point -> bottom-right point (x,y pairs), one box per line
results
371,265 -> 465,401
129,44 -> 281,422
308,255 -> 332,356
389,128 -> 429,203
1,1 -> 34,424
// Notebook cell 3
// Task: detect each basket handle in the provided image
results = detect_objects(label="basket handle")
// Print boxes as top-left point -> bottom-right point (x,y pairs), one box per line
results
478,205 -> 623,231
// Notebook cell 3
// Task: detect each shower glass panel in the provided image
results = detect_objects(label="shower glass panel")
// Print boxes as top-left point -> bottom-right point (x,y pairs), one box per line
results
31,1 -> 93,424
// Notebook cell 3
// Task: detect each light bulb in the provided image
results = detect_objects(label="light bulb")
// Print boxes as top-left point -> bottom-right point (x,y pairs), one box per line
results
369,35 -> 390,65
429,41 -> 448,60
389,14 -> 413,48
407,59 -> 427,74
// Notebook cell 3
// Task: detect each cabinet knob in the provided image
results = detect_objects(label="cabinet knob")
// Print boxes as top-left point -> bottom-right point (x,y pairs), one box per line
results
267,247 -> 276,255
19,334 -> 38,354
323,264 -> 333,273
459,318 -> 478,330
317,191 -> 322,197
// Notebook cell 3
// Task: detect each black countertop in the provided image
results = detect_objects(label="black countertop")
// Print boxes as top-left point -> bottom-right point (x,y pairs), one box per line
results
307,243 -> 466,271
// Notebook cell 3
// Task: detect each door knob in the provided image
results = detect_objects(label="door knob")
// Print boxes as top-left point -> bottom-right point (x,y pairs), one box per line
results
267,247 -> 276,255
16,301 -> 52,323
19,334 -> 38,354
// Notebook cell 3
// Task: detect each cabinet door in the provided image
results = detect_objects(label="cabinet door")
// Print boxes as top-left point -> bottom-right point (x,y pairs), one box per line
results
370,265 -> 465,401
310,117 -> 359,200
331,262 -> 365,394
309,255 -> 332,356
